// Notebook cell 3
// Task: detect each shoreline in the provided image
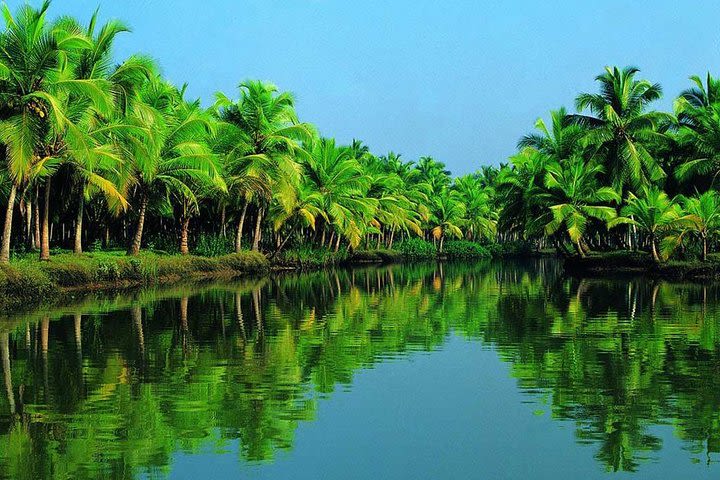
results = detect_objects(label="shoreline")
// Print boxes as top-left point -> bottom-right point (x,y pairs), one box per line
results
563,252 -> 720,281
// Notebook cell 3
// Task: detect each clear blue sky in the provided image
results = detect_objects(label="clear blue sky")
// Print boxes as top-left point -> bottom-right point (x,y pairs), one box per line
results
9,0 -> 720,174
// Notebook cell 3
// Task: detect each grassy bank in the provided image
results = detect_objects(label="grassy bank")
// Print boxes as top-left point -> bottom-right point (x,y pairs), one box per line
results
273,239 -> 503,269
0,250 -> 269,311
564,251 -> 720,280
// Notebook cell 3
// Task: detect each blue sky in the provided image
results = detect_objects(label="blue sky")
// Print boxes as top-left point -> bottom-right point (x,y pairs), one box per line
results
9,0 -> 720,174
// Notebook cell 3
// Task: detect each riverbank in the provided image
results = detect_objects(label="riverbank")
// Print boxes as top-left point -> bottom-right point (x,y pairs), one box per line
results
0,251 -> 269,311
0,240 -> 543,312
564,251 -> 720,280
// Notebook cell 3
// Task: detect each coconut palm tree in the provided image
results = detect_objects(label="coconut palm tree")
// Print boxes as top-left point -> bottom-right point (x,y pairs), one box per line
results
301,138 -> 376,250
0,1 -> 111,262
679,190 -> 720,261
543,157 -> 619,256
572,66 -> 669,191
610,186 -> 693,262
674,74 -> 720,186
123,78 -> 222,255
214,80 -> 312,252
430,190 -> 465,253
55,12 -> 154,254
518,107 -> 585,161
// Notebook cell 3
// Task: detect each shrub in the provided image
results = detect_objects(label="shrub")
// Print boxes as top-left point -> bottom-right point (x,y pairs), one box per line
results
396,238 -> 436,259
443,241 -> 491,259
195,233 -> 234,257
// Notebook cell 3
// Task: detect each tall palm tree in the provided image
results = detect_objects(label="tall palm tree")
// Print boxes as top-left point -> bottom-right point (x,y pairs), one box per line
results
56,11 -> 154,254
543,157 -> 619,256
674,74 -> 720,186
302,138 -> 376,250
215,80 -> 312,252
123,78 -> 221,255
572,66 -> 669,191
430,190 -> 465,253
0,1 -> 108,262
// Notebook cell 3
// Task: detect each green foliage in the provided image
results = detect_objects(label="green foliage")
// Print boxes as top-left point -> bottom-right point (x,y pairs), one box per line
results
396,238 -> 436,259
195,233 -> 234,257
442,241 -> 491,259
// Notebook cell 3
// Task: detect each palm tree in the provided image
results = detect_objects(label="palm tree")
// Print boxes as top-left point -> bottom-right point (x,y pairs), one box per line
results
0,1 -> 108,262
453,174 -> 496,242
680,190 -> 720,261
674,74 -> 720,186
518,107 -> 585,161
572,66 -> 669,191
430,190 -> 465,253
301,138 -> 376,250
543,157 -> 619,256
123,78 -> 221,255
56,12 -> 154,254
610,186 -> 693,262
215,80 -> 312,252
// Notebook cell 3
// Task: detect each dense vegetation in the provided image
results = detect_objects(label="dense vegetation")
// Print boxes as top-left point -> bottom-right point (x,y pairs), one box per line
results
1,2 -> 720,268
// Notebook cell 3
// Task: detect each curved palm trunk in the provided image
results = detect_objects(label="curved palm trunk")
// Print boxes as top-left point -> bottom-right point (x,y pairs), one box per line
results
40,178 -> 51,261
127,194 -> 148,256
650,236 -> 661,262
235,203 -> 248,253
439,235 -> 445,253
73,193 -> 84,254
179,215 -> 190,255
0,183 -> 17,264
251,207 -> 264,252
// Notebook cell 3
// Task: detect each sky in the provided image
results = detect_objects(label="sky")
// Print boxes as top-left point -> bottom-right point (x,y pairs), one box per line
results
7,0 -> 720,174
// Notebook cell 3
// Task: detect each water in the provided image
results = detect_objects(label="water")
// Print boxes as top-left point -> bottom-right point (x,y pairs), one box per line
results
1,260 -> 720,479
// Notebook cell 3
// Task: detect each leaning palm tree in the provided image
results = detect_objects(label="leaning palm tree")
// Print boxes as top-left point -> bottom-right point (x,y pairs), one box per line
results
572,66 -> 669,191
123,78 -> 221,255
55,12 -> 154,254
215,80 -> 313,251
679,190 -> 720,261
610,186 -> 694,262
543,157 -> 619,256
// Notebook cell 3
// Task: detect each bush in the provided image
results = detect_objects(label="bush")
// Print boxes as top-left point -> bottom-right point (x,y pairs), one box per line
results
195,233 -> 234,257
443,241 -> 491,259
275,246 -> 346,268
346,249 -> 403,264
487,240 -> 534,258
396,238 -> 436,259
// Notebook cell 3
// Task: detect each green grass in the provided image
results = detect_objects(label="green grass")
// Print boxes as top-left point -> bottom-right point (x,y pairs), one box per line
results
0,250 -> 269,310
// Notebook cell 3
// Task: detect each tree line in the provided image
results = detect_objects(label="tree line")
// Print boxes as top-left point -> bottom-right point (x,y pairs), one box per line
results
1,2 -> 720,265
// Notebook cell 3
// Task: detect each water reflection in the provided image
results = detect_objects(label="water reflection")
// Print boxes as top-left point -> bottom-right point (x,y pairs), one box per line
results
0,260 -> 720,477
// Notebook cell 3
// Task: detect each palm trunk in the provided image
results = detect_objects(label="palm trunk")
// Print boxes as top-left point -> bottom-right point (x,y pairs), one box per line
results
74,193 -> 84,254
251,207 -> 264,251
40,178 -> 51,261
335,233 -> 341,252
33,189 -> 40,250
0,183 -> 17,263
388,227 -> 396,249
703,234 -> 708,262
439,235 -> 445,253
235,203 -> 248,253
127,194 -> 148,256
651,235 -> 660,262
179,215 -> 190,255
220,205 -> 226,237
24,198 -> 32,249
1,332 -> 14,415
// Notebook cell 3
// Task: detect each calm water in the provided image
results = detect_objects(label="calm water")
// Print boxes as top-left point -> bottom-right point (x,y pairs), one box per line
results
1,260 -> 720,479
